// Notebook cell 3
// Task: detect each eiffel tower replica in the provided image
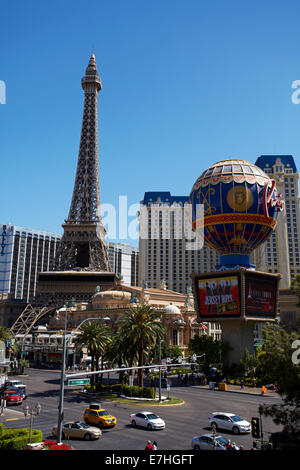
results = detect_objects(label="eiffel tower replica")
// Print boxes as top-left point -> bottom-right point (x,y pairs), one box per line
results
36,54 -> 116,305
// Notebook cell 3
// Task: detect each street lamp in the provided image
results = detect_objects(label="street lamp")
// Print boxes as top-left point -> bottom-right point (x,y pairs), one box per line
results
24,403 -> 41,443
56,308 -> 109,444
158,339 -> 162,403
56,298 -> 76,445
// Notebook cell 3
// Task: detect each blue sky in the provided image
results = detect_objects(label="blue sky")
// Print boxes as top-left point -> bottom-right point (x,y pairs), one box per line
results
1,0 -> 300,246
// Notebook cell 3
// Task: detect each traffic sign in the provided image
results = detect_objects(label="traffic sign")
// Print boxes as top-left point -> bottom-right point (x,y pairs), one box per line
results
68,378 -> 90,386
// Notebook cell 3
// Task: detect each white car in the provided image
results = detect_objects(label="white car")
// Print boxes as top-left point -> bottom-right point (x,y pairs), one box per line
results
209,412 -> 251,434
6,380 -> 27,392
130,411 -> 165,430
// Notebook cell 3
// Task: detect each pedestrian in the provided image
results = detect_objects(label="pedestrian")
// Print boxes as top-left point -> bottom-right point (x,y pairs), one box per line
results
261,385 -> 267,395
145,440 -> 153,450
152,441 -> 158,450
240,379 -> 244,390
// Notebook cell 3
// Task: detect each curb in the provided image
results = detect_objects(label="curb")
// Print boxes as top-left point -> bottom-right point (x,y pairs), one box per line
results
192,385 -> 280,398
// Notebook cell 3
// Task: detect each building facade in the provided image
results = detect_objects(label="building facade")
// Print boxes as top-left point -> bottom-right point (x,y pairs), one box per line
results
253,155 -> 300,287
107,242 -> 139,287
139,192 -> 219,294
0,224 -> 62,303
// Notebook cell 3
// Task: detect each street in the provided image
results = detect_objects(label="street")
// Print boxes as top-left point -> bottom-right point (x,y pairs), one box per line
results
0,369 -> 282,450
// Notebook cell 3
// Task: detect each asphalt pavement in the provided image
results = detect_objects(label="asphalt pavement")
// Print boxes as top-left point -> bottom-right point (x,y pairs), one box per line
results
0,369 -> 282,450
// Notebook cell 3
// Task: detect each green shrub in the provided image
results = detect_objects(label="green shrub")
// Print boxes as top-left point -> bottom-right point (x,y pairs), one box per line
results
0,427 -> 43,451
0,423 -> 3,438
123,384 -> 155,399
95,383 -> 123,393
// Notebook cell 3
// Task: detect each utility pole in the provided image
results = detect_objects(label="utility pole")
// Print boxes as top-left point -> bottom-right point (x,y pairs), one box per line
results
158,339 -> 162,403
57,298 -> 76,445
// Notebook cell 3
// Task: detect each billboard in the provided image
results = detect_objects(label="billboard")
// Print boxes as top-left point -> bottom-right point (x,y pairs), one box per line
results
245,275 -> 277,316
197,274 -> 241,318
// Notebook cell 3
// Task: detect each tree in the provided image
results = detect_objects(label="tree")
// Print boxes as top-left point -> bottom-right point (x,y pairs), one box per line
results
116,305 -> 165,387
291,274 -> 300,307
0,326 -> 11,343
257,323 -> 300,434
239,348 -> 257,377
74,321 -> 112,387
105,334 -> 138,383
188,335 -> 230,374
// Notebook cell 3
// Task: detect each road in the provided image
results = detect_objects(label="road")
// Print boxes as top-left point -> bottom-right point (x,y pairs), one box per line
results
0,369 -> 282,450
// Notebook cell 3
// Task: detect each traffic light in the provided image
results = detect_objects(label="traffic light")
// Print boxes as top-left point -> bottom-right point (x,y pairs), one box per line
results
251,417 -> 260,438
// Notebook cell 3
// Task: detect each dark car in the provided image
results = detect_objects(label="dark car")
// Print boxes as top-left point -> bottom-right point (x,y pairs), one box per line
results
5,386 -> 27,400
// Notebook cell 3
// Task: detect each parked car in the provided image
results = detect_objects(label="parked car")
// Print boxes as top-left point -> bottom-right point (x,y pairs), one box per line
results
191,434 -> 230,450
83,407 -> 117,428
5,386 -> 27,400
52,421 -> 101,441
1,389 -> 23,405
209,412 -> 251,434
6,380 -> 27,392
130,411 -> 165,430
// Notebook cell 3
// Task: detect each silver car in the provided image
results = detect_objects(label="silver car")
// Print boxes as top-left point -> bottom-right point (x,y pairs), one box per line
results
209,412 -> 251,434
191,434 -> 230,450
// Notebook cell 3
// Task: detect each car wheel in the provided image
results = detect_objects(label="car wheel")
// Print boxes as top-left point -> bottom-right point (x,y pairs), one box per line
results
232,426 -> 240,435
147,423 -> 152,431
211,422 -> 218,432
131,420 -> 136,427
84,433 -> 91,441
98,422 -> 103,429
194,445 -> 200,450
84,418 -> 90,425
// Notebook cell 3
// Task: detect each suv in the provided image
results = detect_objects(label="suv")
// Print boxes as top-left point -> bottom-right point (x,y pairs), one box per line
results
83,407 -> 117,428
209,412 -> 251,434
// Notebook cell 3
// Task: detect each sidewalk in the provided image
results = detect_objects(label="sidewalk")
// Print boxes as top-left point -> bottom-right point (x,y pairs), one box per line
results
194,383 -> 280,397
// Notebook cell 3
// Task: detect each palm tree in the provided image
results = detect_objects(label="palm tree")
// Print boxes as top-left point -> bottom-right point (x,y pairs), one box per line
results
0,326 -> 11,343
116,305 -> 165,387
74,321 -> 112,387
105,333 -> 138,383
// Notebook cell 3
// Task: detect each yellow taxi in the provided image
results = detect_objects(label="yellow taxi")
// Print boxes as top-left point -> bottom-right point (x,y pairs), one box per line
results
83,406 -> 117,428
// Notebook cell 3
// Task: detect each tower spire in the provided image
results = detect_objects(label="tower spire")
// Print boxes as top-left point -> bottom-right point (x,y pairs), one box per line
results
66,54 -> 102,224
54,54 -> 110,272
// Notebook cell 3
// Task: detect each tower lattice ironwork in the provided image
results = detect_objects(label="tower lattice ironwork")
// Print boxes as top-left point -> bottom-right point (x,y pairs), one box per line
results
55,54 -> 111,272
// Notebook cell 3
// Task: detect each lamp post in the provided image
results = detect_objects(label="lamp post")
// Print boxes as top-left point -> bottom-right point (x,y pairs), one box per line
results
158,339 -> 162,403
57,298 -> 76,445
24,403 -> 41,443
56,309 -> 109,444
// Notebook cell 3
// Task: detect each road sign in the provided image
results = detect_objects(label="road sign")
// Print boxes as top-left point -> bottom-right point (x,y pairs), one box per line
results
68,378 -> 90,386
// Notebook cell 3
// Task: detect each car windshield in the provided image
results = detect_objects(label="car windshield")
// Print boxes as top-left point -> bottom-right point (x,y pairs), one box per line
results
231,415 -> 243,422
98,411 -> 109,416
78,422 -> 88,428
216,437 -> 229,445
146,414 -> 159,420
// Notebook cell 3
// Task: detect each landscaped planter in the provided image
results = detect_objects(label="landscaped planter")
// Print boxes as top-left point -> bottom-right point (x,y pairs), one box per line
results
42,440 -> 71,450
